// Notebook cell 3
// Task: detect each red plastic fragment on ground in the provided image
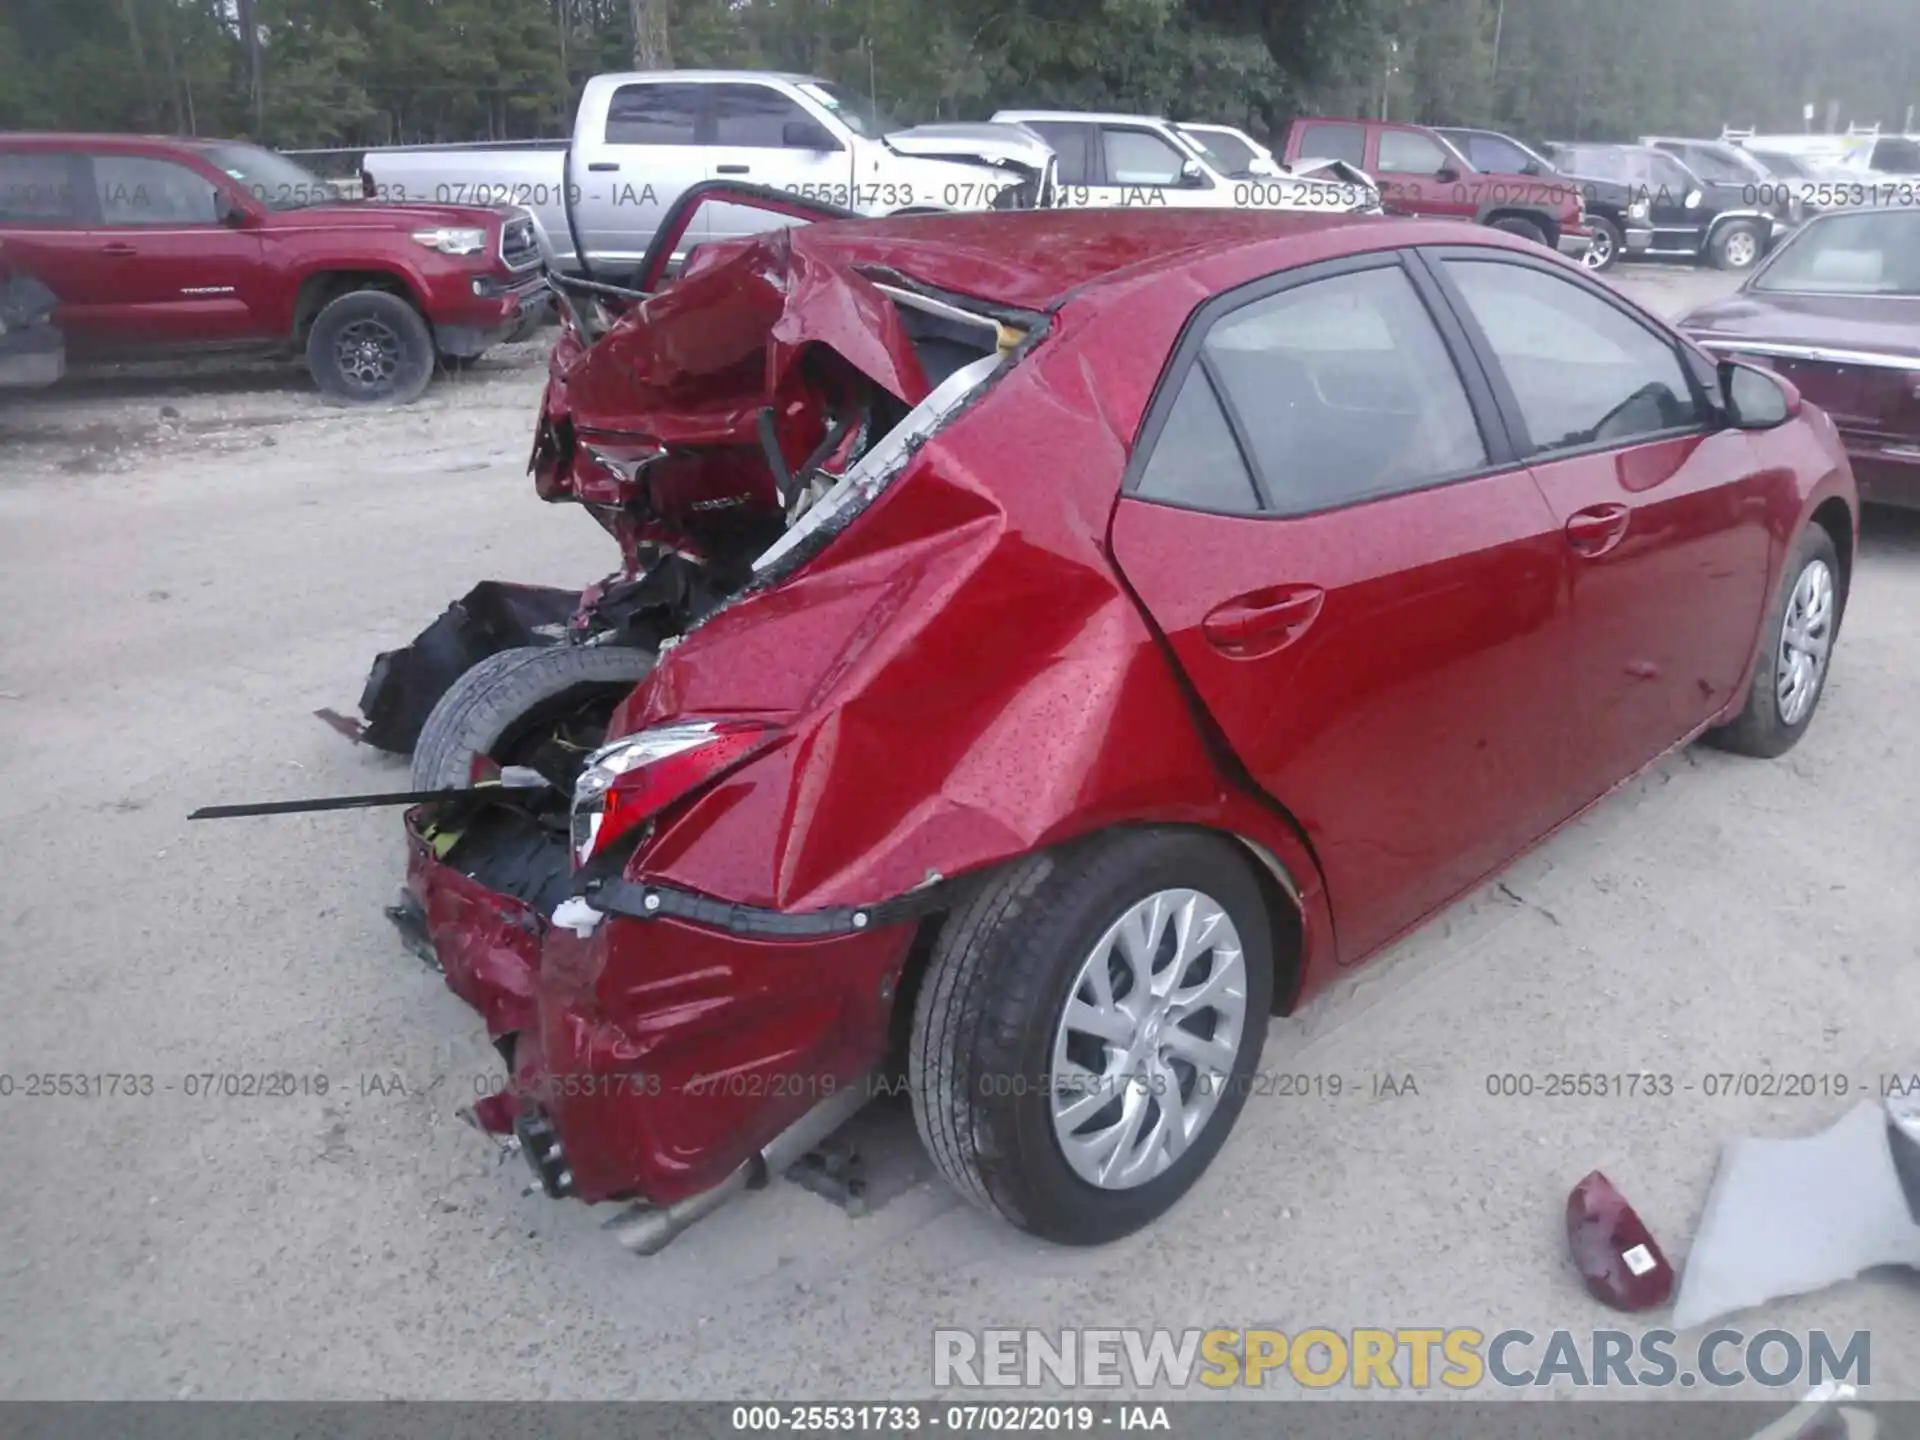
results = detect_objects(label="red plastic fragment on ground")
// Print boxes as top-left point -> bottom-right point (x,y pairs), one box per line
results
1567,1169 -> 1675,1311
472,1090 -> 523,1135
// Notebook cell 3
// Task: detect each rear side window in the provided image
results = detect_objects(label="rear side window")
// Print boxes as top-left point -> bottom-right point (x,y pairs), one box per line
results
1026,122 -> 1092,185
1442,259 -> 1703,455
1136,369 -> 1261,512
1377,129 -> 1450,175
0,151 -> 85,222
1202,266 -> 1487,513
605,83 -> 704,145
1295,122 -> 1365,168
93,155 -> 220,225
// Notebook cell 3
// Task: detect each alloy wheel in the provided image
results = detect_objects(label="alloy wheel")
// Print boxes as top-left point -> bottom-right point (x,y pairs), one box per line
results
1776,558 -> 1834,726
1724,230 -> 1759,268
1582,229 -> 1614,270
1049,888 -> 1248,1190
334,317 -> 402,394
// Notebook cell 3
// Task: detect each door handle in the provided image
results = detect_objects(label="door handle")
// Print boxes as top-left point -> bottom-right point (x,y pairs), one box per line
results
1201,585 -> 1325,656
1565,503 -> 1630,557
586,162 -> 619,173
102,242 -> 138,257
715,164 -> 750,175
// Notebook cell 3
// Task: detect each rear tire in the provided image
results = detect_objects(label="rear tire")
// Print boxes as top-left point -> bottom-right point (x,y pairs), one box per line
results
1704,525 -> 1841,758
1490,215 -> 1548,246
909,828 -> 1274,1245
409,643 -> 656,791
307,288 -> 435,405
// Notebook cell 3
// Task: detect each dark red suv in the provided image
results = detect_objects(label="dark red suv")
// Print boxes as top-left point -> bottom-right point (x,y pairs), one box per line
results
0,133 -> 551,403
1283,116 -> 1591,260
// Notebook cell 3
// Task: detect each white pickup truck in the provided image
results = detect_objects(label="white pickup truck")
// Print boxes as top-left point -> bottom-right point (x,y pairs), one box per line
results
360,70 -> 1057,281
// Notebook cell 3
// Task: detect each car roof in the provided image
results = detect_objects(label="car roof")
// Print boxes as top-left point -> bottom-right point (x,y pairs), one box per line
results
788,208 -> 1532,312
993,110 -> 1171,127
594,69 -> 825,85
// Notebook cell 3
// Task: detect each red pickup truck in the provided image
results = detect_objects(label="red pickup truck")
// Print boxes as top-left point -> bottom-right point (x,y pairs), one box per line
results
0,133 -> 551,403
1282,116 -> 1591,261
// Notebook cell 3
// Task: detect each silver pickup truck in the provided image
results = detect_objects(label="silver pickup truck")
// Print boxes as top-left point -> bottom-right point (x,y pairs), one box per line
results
360,70 -> 1056,281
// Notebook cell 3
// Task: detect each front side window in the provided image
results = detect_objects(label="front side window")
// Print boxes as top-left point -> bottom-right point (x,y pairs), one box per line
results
93,155 -> 220,226
1101,128 -> 1191,187
712,84 -> 833,149
1185,128 -> 1256,173
1296,122 -> 1366,168
1377,129 -> 1450,175
1754,209 -> 1920,295
1199,265 -> 1487,513
604,83 -> 704,145
1443,258 -> 1703,455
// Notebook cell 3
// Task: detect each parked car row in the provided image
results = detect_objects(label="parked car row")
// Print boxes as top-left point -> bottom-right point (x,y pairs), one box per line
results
5,70 -> 1913,408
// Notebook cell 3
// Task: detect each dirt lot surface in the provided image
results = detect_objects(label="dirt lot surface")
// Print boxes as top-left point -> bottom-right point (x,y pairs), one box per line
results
2,264 -> 1916,1401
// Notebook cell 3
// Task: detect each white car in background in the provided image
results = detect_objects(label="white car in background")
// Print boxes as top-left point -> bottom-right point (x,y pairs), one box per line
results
990,108 -> 1377,214
1175,121 -> 1284,177
361,70 -> 1058,282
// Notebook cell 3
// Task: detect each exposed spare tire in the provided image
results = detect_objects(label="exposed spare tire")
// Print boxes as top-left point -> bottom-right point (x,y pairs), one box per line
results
409,643 -> 658,793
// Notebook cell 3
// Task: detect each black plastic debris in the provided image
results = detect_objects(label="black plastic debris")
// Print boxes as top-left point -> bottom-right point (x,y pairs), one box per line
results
355,581 -> 580,753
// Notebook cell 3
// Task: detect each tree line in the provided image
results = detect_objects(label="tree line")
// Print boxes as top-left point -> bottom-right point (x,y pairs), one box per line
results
2,0 -> 1914,153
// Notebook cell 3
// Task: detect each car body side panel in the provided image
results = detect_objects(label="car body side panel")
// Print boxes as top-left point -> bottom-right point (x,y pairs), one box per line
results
1108,476 -> 1572,966
1526,431 -> 1776,808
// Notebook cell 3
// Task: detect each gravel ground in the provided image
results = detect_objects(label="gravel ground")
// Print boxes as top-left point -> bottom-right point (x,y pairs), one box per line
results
1,264 -> 1916,1403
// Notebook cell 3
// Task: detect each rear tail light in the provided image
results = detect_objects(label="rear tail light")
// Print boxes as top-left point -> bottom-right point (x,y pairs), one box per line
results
570,719 -> 779,867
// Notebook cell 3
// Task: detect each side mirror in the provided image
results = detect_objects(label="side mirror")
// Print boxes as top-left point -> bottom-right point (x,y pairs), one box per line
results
1246,156 -> 1283,177
1686,188 -> 1704,209
782,119 -> 839,152
1719,358 -> 1799,428
1179,158 -> 1207,187
1435,165 -> 1459,182
1520,159 -> 1543,175
214,190 -> 248,227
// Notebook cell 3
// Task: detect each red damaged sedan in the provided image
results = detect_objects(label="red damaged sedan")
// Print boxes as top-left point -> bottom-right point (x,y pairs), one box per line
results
383,197 -> 1857,1250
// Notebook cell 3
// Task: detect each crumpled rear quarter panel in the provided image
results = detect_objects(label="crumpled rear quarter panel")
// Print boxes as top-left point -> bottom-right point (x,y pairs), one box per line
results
616,301 -> 1327,935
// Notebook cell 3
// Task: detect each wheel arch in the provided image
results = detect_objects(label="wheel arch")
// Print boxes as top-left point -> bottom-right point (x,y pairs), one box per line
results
884,819 -> 1313,1067
292,267 -> 427,345
1809,493 -> 1855,611
1476,204 -> 1559,244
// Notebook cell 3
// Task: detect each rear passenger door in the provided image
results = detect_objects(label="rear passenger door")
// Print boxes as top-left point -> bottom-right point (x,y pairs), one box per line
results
585,80 -> 709,270
1106,254 -> 1574,964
